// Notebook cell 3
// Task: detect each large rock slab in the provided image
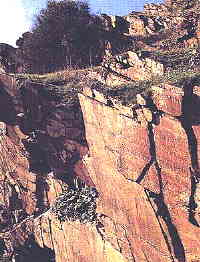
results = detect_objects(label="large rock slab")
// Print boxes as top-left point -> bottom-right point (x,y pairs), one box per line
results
79,92 -> 200,261
79,93 -> 172,261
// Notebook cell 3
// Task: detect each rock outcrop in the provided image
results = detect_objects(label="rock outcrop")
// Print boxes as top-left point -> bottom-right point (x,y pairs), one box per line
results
94,0 -> 200,85
1,1 -> 200,261
87,0 -> 200,86
89,50 -> 164,86
78,84 -> 200,262
0,70 -> 200,262
1,70 -> 200,261
0,73 -> 92,260
0,43 -> 21,73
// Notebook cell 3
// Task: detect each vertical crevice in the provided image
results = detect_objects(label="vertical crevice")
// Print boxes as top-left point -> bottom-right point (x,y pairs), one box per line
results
180,80 -> 200,227
135,95 -> 186,262
188,169 -> 199,227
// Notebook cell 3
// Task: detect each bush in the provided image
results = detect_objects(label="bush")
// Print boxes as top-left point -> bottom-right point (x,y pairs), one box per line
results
51,180 -> 99,224
16,1 -> 105,73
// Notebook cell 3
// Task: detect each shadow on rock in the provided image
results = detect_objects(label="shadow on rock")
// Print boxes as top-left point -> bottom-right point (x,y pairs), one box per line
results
13,234 -> 55,262
179,79 -> 200,227
135,95 -> 186,262
187,169 -> 200,227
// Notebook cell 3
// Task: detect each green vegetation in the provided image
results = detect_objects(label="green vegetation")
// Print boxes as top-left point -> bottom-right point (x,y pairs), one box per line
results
16,66 -> 98,83
152,48 -> 198,68
15,67 -> 103,107
16,0 -> 105,73
97,80 -> 151,105
15,59 -> 200,107
14,32 -> 200,107
98,68 -> 200,106
51,180 -> 99,224
159,68 -> 200,86
11,0 -> 200,107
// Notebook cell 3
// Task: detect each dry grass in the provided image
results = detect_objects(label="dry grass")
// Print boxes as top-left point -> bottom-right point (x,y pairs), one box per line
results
16,66 -> 101,84
13,49 -> 200,107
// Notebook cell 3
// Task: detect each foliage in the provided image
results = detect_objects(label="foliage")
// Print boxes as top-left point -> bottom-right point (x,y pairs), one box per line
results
97,65 -> 200,106
164,70 -> 200,86
16,44 -> 200,107
17,62 -> 200,108
16,1 -> 105,73
16,66 -> 105,107
51,180 -> 99,224
19,66 -> 93,84
101,80 -> 152,105
171,0 -> 198,11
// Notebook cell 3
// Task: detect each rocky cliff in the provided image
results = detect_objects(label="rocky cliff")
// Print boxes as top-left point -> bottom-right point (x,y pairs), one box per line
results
78,84 -> 200,262
1,2 -> 200,261
0,71 -> 200,261
89,0 -> 200,86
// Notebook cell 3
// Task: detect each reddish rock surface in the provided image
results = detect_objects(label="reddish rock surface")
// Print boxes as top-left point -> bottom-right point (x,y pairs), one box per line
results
1,73 -> 200,262
0,131 -> 36,216
78,88 -> 200,262
0,73 -> 91,260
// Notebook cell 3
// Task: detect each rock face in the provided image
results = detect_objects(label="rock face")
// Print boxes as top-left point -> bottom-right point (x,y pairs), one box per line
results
1,72 -> 200,260
91,51 -> 164,86
4,79 -> 199,261
78,84 -> 200,262
0,73 -> 92,259
0,74 -> 88,176
89,0 -> 200,86
79,94 -> 172,261
92,0 -> 200,85
2,1 -> 200,261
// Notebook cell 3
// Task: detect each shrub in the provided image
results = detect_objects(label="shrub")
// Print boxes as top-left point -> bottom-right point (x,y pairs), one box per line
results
51,180 -> 99,224
16,1 -> 105,73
